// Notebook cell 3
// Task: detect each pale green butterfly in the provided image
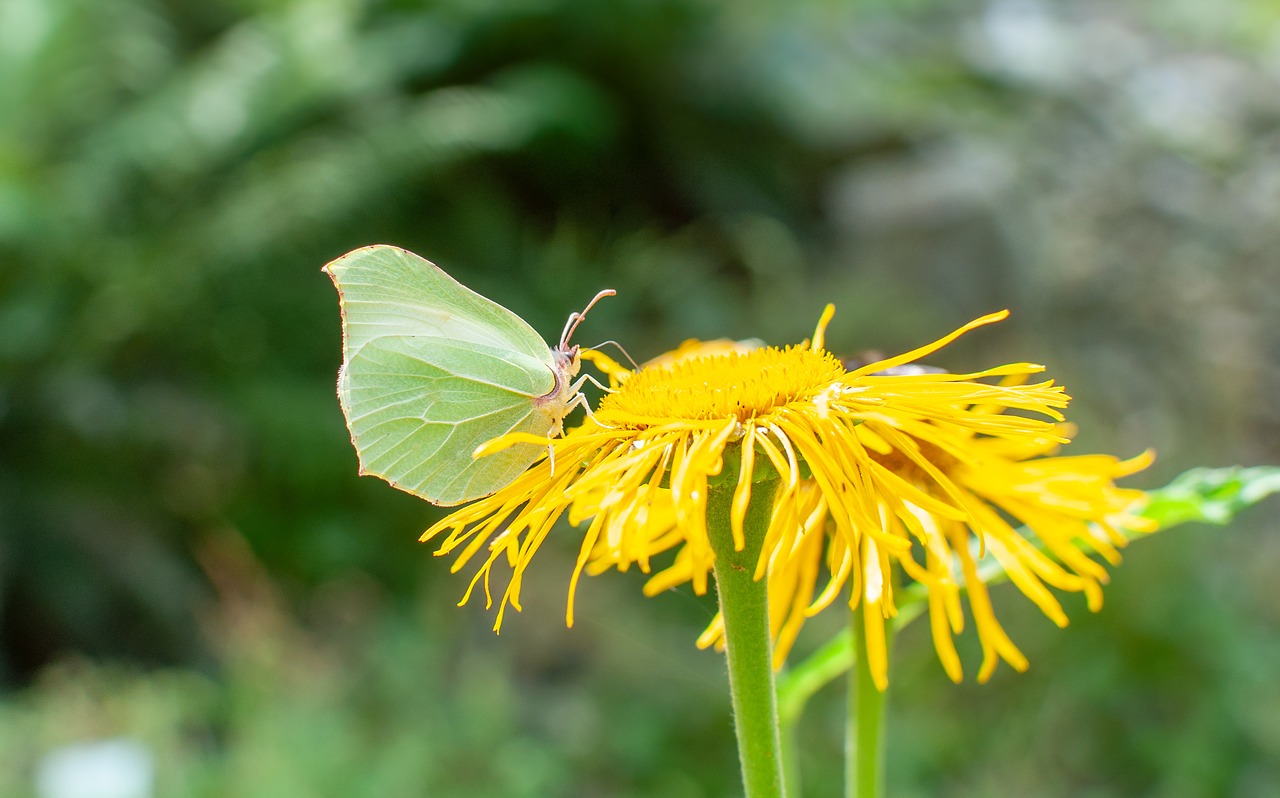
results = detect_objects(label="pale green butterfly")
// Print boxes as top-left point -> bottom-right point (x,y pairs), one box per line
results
324,245 -> 613,506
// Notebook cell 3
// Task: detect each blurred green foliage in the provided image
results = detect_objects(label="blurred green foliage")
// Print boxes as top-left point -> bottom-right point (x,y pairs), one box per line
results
2,0 -> 1278,795
0,542 -> 739,797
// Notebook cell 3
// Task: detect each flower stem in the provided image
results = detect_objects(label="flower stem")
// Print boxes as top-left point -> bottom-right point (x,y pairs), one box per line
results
846,602 -> 890,798
707,477 -> 785,798
781,707 -> 803,798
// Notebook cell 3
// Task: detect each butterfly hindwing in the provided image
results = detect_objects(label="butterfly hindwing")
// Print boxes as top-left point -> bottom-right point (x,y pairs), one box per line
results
341,335 -> 556,506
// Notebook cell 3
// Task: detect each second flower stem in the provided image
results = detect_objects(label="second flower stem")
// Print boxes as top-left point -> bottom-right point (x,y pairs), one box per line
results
707,476 -> 785,798
847,600 -> 891,798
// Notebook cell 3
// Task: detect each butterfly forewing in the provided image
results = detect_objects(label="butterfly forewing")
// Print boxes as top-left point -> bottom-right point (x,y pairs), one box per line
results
326,245 -> 554,367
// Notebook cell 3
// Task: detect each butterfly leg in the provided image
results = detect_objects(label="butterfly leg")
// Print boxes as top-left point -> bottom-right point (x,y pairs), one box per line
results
574,372 -> 613,394
565,379 -> 614,429
545,432 -> 558,476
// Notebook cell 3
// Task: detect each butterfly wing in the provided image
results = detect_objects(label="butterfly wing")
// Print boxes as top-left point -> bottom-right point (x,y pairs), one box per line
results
324,245 -> 559,505
342,336 -> 556,505
325,245 -> 554,366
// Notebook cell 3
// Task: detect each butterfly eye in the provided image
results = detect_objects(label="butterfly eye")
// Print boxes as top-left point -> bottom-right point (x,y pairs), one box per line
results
554,345 -> 581,370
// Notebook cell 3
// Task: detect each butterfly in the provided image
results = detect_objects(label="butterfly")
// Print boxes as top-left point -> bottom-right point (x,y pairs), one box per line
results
324,245 -> 612,506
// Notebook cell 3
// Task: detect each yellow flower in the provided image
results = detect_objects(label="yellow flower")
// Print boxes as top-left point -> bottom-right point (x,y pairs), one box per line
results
421,308 -> 1153,688
698,415 -> 1153,684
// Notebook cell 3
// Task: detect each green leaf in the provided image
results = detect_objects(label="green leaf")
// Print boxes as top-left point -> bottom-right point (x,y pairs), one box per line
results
1137,465 -> 1280,527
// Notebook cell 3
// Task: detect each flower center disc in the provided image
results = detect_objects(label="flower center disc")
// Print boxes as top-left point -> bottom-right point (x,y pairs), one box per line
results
599,346 -> 847,425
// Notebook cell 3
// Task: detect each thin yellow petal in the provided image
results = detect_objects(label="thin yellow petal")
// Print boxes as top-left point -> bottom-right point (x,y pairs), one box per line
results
845,310 -> 1011,378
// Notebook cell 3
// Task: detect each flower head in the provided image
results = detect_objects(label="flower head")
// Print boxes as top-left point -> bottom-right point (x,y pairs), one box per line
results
422,308 -> 1153,686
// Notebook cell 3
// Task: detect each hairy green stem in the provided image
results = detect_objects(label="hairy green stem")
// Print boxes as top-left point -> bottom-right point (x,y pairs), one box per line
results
707,477 -> 785,798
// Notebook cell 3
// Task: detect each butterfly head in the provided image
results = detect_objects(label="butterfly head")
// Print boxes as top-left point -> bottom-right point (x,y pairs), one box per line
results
552,344 -> 582,381
537,290 -> 614,433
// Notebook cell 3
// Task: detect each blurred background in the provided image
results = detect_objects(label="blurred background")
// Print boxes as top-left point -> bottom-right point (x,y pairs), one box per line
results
2,0 -> 1279,795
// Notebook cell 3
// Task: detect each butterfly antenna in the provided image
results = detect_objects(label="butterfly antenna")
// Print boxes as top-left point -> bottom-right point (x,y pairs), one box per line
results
590,339 -> 639,370
560,289 -> 616,349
